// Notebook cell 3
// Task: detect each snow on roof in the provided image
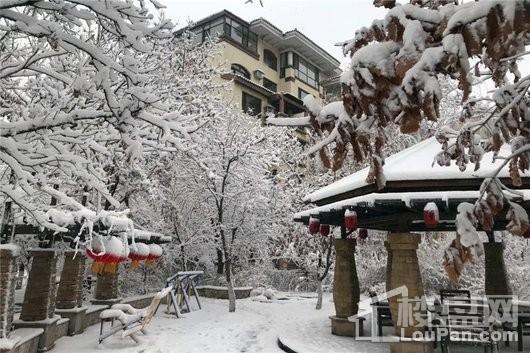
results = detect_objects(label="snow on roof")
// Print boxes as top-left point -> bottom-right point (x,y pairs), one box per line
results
303,137 -> 529,204
295,189 -> 530,220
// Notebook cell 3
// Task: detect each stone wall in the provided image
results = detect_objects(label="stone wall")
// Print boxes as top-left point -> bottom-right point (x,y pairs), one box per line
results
56,252 -> 86,309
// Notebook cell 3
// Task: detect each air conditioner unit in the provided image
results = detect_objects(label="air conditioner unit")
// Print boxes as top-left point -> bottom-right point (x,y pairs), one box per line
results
253,69 -> 264,80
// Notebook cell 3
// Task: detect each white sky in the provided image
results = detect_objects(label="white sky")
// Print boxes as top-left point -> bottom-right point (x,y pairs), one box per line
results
162,0 -> 387,63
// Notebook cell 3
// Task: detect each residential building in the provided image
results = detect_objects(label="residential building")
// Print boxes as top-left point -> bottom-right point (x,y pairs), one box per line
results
176,10 -> 342,117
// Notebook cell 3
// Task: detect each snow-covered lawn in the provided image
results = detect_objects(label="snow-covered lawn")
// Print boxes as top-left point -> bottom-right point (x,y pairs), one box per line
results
51,293 -> 530,353
51,293 -> 385,353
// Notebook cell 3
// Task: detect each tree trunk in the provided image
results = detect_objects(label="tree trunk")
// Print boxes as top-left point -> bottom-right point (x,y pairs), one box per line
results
225,260 -> 236,312
316,279 -> 323,310
216,249 -> 224,275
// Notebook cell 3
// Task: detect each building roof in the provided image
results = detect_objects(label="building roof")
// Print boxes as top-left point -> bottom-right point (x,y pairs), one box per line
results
249,18 -> 341,75
175,10 -> 341,76
304,137 -> 530,206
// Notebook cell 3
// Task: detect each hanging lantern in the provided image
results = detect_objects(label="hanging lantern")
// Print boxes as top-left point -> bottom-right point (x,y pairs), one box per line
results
320,224 -> 330,237
424,202 -> 439,228
86,236 -> 106,274
308,216 -> 320,234
146,244 -> 163,267
358,228 -> 368,240
344,209 -> 358,231
128,243 -> 150,269
102,236 -> 127,274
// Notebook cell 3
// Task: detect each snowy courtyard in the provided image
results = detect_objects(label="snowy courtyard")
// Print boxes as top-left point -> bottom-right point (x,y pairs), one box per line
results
2,0 -> 530,353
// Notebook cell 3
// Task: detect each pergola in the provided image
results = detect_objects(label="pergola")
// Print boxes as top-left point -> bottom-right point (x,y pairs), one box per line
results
293,137 -> 530,353
0,214 -> 171,351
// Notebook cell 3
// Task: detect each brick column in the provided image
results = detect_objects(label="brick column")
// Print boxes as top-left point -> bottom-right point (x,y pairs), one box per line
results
0,245 -> 20,340
387,233 -> 432,353
15,249 -> 61,351
20,249 -> 58,321
331,238 -> 361,337
56,251 -> 86,309
55,251 -> 87,336
92,269 -> 120,305
484,242 -> 512,296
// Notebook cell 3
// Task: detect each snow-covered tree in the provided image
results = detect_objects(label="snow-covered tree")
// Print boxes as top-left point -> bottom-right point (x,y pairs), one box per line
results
268,0 -> 530,282
0,1 -> 206,234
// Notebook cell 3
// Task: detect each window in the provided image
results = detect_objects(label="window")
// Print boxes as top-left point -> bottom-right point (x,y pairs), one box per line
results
294,54 -> 319,88
263,78 -> 277,92
242,92 -> 262,116
263,49 -> 277,71
298,88 -> 309,100
193,16 -> 257,52
222,17 -> 257,52
231,64 -> 250,79
280,52 -> 288,78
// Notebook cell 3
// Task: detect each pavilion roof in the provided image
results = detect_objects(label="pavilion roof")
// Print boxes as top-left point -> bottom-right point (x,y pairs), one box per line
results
304,137 -> 530,206
296,137 -> 530,232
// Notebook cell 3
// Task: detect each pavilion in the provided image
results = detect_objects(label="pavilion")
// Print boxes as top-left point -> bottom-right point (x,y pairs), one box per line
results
293,137 -> 530,353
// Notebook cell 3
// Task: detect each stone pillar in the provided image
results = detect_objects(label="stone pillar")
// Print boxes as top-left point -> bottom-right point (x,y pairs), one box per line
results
19,249 -> 58,321
387,233 -> 432,353
55,251 -> 87,335
484,242 -> 512,296
0,245 -> 20,341
15,249 -> 60,352
330,238 -> 361,337
92,269 -> 120,305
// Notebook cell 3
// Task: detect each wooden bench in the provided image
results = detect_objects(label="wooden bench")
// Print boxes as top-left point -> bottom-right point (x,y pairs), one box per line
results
98,287 -> 171,344
436,301 -> 500,353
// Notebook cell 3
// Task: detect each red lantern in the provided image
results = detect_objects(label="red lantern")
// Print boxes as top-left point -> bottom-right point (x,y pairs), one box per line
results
320,224 -> 330,237
424,202 -> 439,228
128,243 -> 150,269
358,228 -> 368,240
344,209 -> 358,231
146,244 -> 163,267
308,217 -> 320,234
86,237 -> 106,273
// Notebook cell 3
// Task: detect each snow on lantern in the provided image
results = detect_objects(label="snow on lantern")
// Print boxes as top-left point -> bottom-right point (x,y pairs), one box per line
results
86,236 -> 107,273
320,224 -> 330,237
358,228 -> 368,240
146,244 -> 163,267
344,209 -> 358,231
102,236 -> 128,273
128,242 -> 150,269
424,202 -> 439,228
308,216 -> 320,234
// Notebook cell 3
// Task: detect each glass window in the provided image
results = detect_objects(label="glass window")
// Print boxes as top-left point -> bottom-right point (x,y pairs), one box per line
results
263,49 -> 277,71
242,92 -> 262,116
263,78 -> 277,92
298,88 -> 309,100
231,64 -> 250,79
280,52 -> 288,78
293,54 -> 319,88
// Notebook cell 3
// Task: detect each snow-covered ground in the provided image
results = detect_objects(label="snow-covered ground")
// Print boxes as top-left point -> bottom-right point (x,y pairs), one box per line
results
51,293 -> 385,353
50,293 -> 530,353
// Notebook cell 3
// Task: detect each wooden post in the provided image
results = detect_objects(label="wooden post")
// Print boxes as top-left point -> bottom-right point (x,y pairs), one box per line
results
330,238 -> 361,336
387,233 -> 432,353
384,240 -> 393,293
